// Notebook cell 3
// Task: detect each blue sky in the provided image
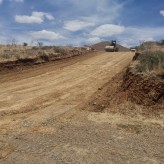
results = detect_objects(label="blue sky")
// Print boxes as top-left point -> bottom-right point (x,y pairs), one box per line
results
0,0 -> 164,47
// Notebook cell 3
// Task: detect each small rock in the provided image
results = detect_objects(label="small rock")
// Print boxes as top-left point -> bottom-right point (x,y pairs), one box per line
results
101,105 -> 105,108
93,102 -> 97,106
21,120 -> 31,127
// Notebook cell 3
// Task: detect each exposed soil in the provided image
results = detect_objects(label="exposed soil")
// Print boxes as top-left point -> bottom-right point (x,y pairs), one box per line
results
87,68 -> 164,116
122,68 -> 164,106
0,51 -> 164,163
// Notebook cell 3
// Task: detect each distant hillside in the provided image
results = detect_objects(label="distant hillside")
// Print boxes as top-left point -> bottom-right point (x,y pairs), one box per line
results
92,41 -> 129,52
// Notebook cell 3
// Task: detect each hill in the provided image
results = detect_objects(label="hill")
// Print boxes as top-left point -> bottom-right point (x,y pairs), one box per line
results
92,41 -> 129,52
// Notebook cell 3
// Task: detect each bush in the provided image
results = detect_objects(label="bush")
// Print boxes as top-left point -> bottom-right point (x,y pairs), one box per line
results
23,43 -> 28,46
53,46 -> 66,54
136,51 -> 164,73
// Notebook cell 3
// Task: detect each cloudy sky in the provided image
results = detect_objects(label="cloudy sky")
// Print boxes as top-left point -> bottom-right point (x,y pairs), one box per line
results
0,0 -> 164,47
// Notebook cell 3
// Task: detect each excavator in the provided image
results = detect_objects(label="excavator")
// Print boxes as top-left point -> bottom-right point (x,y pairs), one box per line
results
105,40 -> 119,52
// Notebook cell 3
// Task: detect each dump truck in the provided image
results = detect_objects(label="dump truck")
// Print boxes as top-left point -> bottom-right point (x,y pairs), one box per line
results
105,40 -> 119,52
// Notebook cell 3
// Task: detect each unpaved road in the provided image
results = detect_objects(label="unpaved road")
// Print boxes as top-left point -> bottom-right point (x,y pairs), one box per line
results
0,52 -> 132,117
0,52 -> 164,164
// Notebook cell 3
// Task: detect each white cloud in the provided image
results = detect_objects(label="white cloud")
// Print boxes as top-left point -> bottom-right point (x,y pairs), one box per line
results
160,10 -> 164,16
120,38 -> 155,48
0,0 -> 3,4
64,20 -> 95,32
49,0 -> 123,25
15,15 -> 43,24
119,26 -> 164,47
45,13 -> 54,20
60,0 -> 124,32
30,30 -> 64,40
31,12 -> 54,20
91,24 -> 125,37
15,11 -> 54,24
125,27 -> 164,39
86,37 -> 102,44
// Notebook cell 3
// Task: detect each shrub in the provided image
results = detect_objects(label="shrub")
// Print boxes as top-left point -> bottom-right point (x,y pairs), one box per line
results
37,42 -> 44,47
53,46 -> 66,54
0,53 -> 12,59
23,43 -> 28,46
136,51 -> 164,73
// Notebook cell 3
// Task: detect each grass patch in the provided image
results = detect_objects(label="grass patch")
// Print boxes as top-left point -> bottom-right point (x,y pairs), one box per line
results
136,51 -> 164,74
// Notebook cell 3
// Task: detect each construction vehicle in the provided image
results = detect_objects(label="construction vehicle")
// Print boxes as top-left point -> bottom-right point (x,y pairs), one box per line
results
130,48 -> 136,52
105,40 -> 119,52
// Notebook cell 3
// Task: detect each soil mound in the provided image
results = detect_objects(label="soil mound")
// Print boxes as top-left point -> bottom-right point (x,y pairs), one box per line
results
122,68 -> 164,106
92,41 -> 129,52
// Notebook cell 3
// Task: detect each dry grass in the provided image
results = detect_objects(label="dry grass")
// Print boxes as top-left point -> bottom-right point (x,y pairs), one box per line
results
0,45 -> 33,62
0,45 -> 93,65
0,45 -> 69,62
136,51 -> 164,76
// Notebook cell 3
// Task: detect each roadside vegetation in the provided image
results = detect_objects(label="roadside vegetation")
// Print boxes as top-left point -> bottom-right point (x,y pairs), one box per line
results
0,44 -> 94,67
0,45 -> 65,61
136,51 -> 164,76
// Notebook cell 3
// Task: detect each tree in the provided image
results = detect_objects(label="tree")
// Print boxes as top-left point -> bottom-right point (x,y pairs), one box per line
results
23,42 -> 28,46
11,38 -> 17,46
37,41 -> 44,47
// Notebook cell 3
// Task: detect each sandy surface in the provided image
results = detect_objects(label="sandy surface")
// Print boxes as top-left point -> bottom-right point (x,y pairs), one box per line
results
0,52 -> 164,163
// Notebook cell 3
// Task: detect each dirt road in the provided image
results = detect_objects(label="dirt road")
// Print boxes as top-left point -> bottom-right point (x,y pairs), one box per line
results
0,52 -> 164,163
0,52 -> 132,117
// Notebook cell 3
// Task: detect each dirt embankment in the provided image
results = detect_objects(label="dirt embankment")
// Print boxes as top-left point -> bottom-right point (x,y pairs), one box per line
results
0,46 -> 94,73
122,52 -> 164,106
122,67 -> 164,106
87,52 -> 163,115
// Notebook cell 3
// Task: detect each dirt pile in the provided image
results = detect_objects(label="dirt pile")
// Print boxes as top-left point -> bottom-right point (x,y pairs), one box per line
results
92,41 -> 129,52
122,68 -> 164,106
